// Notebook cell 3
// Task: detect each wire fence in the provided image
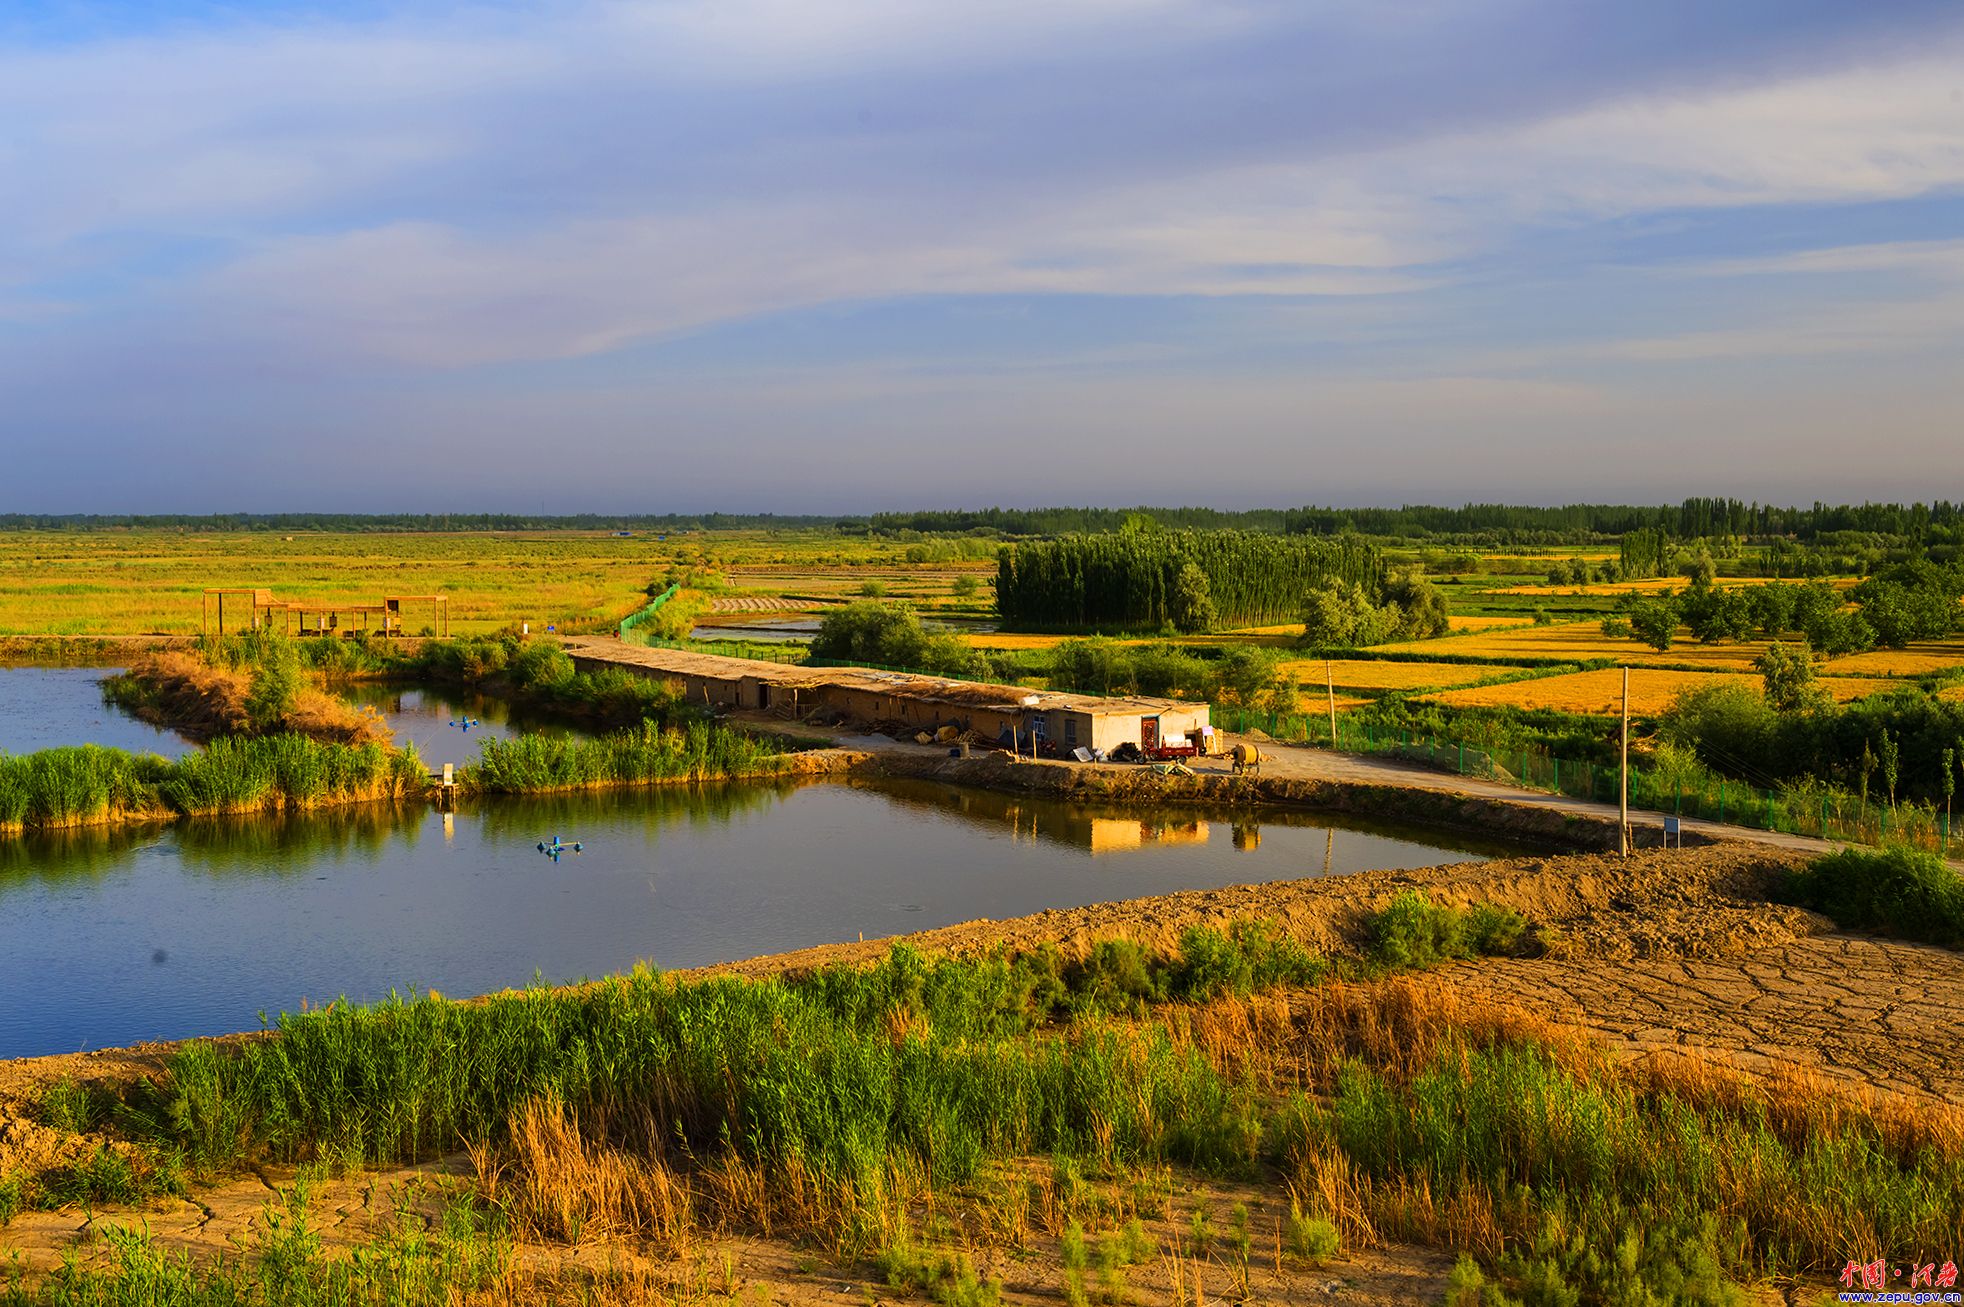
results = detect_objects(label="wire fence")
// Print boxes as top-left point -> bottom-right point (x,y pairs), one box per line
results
1210,704 -> 1963,857
616,584 -> 681,645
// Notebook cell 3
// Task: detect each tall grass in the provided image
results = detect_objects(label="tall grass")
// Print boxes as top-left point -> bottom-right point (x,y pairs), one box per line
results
0,737 -> 423,833
0,746 -> 169,828
461,721 -> 783,794
19,926 -> 1963,1303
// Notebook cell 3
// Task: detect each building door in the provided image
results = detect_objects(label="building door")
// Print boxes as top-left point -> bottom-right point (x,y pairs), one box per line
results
1141,718 -> 1159,752
757,683 -> 771,710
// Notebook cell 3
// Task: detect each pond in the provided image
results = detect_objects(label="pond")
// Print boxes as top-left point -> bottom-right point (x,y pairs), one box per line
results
0,778 -> 1530,1058
0,666 -> 195,759
0,667 -> 570,768
333,681 -> 574,766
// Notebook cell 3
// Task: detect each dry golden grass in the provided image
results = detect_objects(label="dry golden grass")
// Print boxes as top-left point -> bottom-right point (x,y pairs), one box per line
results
1425,667 -> 1899,715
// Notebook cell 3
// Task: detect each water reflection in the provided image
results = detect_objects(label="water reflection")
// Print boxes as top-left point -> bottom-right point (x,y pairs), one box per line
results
0,666 -> 193,758
855,777 -> 1527,861
334,682 -> 573,762
0,777 -> 1535,1058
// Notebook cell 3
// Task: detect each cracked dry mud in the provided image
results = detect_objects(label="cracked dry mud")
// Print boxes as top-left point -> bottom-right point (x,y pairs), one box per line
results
3,840 -> 1958,1300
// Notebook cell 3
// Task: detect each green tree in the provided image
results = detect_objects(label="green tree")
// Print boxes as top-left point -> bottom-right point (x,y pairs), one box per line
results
1214,647 -> 1282,710
1169,562 -> 1217,634
1680,544 -> 1717,587
951,575 -> 980,600
809,602 -> 979,677
1756,640 -> 1827,714
1049,639 -> 1133,695
1627,598 -> 1678,651
1299,581 -> 1395,650
1381,569 -> 1450,638
1942,746 -> 1955,831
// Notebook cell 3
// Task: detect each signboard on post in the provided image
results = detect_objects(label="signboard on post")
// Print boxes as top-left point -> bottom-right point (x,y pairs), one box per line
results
1663,815 -> 1681,848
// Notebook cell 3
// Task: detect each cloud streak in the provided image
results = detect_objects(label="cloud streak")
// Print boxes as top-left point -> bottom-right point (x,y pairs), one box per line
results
0,1 -> 1961,507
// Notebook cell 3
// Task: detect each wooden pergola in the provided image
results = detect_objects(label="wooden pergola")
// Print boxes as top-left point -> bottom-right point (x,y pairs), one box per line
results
203,588 -> 449,637
383,595 -> 449,637
201,588 -> 277,635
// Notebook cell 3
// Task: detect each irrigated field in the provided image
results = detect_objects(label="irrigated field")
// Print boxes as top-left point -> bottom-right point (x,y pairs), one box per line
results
1425,667 -> 1903,715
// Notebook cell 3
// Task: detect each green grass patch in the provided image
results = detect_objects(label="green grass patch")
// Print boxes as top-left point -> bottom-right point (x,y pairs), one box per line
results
1365,891 -> 1532,968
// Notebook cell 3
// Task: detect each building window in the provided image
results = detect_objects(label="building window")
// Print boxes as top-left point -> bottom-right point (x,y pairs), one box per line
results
1065,719 -> 1078,746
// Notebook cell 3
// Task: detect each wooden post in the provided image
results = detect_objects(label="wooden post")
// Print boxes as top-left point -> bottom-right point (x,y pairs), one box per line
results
1619,666 -> 1630,856
1325,660 -> 1338,749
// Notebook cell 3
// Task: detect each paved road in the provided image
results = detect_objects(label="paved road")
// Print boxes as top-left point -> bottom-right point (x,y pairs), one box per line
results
1214,733 -> 1862,859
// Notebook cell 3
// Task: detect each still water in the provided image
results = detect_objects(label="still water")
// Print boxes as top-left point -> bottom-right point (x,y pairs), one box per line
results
334,681 -> 572,764
0,778 -> 1526,1058
0,667 -> 566,766
0,666 -> 195,759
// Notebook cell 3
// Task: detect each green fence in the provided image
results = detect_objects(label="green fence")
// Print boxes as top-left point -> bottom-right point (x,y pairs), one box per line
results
1210,704 -> 1962,857
616,584 -> 680,645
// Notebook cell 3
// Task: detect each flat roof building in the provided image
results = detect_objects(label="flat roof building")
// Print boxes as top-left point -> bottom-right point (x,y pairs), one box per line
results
565,643 -> 1212,758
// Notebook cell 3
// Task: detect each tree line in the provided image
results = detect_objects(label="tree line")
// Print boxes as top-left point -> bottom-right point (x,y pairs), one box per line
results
995,530 -> 1383,632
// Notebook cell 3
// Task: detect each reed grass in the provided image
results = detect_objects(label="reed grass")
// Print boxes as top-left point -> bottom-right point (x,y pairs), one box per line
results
0,746 -> 168,829
0,737 -> 422,833
459,721 -> 783,794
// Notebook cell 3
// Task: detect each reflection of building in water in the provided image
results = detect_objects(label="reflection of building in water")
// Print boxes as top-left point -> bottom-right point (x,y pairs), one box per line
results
1231,822 -> 1261,852
1083,818 -> 1210,854
882,782 -> 1236,857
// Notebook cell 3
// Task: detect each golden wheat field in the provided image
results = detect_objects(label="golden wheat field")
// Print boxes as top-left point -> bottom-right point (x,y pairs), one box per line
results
1445,614 -> 1530,630
1477,577 -> 1772,597
1819,638 -> 1964,677
1275,658 -> 1526,692
1425,667 -> 1902,716
1371,620 -> 1780,669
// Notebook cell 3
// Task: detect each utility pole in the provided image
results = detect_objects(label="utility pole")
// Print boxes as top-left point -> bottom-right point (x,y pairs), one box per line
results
1619,666 -> 1630,856
1326,660 -> 1338,749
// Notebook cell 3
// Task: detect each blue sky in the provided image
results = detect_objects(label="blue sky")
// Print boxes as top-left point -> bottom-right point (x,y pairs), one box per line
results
2,0 -> 1961,512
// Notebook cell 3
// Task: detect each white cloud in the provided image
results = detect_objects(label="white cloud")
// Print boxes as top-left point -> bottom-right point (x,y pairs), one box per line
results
1,3 -> 1962,376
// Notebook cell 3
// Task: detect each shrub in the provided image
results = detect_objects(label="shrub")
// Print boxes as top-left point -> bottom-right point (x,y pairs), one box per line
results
243,643 -> 305,732
1365,892 -> 1530,967
1285,1198 -> 1340,1263
1778,846 -> 1964,947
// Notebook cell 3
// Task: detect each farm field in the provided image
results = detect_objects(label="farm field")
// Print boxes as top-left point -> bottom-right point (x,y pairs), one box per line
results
0,531 -> 996,637
0,531 -> 677,636
1425,667 -> 1903,716
1478,577 -> 1767,597
1276,657 -> 1531,693
1372,619 -> 1775,669
1819,638 -> 1964,677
